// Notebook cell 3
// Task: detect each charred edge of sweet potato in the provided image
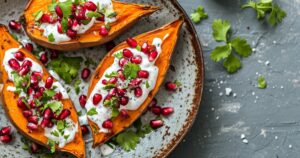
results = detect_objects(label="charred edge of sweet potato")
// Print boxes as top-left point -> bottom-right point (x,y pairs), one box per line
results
87,18 -> 184,147
21,0 -> 160,51
0,24 -> 85,158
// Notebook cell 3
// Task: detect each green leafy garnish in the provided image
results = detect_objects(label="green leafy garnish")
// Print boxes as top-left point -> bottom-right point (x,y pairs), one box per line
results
103,84 -> 116,90
87,108 -> 98,116
64,134 -> 70,140
43,101 -> 63,114
86,12 -> 102,18
74,80 -> 81,94
51,130 -> 59,137
136,45 -> 141,51
210,19 -> 252,73
47,139 -> 56,153
57,120 -> 65,131
242,0 -> 286,26
33,10 -> 43,21
58,0 -> 73,32
145,81 -> 150,89
48,56 -> 83,84
190,5 -> 208,24
48,33 -> 55,42
257,76 -> 267,89
134,119 -> 153,138
114,51 -> 123,59
107,12 -> 117,18
123,62 -> 141,79
105,71 -> 118,78
116,130 -> 140,151
11,33 -> 19,41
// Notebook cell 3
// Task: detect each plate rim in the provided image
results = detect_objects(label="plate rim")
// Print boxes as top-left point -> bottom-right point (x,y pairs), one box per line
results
155,0 -> 205,157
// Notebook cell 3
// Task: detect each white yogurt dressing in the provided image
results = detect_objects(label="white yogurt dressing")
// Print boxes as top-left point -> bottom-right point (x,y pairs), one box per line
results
85,38 -> 163,133
3,48 -> 77,148
40,0 -> 116,43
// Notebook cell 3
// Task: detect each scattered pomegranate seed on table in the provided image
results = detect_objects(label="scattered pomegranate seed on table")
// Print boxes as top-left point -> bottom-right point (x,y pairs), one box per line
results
24,43 -> 33,52
81,68 -> 91,80
8,20 -> 21,32
81,125 -> 89,135
40,52 -> 48,64
150,120 -> 164,129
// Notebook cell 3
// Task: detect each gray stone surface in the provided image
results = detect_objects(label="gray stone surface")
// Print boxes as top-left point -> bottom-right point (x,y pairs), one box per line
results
170,0 -> 300,158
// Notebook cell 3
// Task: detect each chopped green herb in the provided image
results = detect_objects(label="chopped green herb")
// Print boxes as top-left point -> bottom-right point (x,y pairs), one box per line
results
105,24 -> 111,30
136,45 -> 141,51
145,81 -> 150,88
74,80 -> 81,95
103,83 -> 116,90
123,62 -> 141,79
47,139 -> 56,153
116,130 -> 140,151
86,12 -> 102,18
77,111 -> 83,116
64,134 -> 70,140
190,5 -> 208,24
43,101 -> 63,114
48,33 -> 55,42
87,108 -> 98,116
107,12 -> 117,18
174,80 -> 182,87
114,51 -> 123,59
257,76 -> 267,89
105,71 -> 118,78
11,33 -> 19,41
212,19 -> 231,42
33,10 -> 43,21
57,120 -> 65,132
51,130 -> 60,137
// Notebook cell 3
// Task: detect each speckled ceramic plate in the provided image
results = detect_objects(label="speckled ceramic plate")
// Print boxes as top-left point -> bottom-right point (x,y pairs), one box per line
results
0,0 -> 204,157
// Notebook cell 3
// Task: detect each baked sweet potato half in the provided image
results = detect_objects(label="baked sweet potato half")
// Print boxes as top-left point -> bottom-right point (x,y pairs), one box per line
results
84,19 -> 184,147
22,0 -> 159,51
0,25 -> 85,158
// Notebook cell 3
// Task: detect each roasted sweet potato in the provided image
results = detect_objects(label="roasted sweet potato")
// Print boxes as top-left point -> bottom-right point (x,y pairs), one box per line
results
22,0 -> 159,51
0,25 -> 85,158
86,19 -> 184,147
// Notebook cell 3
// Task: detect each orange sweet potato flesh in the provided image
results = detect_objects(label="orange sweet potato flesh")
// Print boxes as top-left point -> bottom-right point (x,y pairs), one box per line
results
87,19 -> 184,147
22,0 -> 159,51
0,25 -> 85,158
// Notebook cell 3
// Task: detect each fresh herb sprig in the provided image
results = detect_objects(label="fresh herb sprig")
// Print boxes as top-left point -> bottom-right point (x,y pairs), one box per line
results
210,19 -> 252,73
190,5 -> 208,24
242,0 -> 286,26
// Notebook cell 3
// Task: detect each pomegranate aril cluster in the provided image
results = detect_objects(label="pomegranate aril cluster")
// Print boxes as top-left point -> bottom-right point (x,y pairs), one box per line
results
148,98 -> 174,129
0,126 -> 12,143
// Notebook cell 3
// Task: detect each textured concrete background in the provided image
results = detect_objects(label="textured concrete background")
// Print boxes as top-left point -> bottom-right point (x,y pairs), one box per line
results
171,0 -> 300,158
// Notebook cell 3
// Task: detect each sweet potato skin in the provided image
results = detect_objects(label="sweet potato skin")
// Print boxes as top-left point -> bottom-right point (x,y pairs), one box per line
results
22,0 -> 159,51
87,19 -> 184,147
0,25 -> 85,158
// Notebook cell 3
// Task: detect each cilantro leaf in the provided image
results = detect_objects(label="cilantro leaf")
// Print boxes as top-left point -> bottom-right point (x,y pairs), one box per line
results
86,12 -> 102,18
268,4 -> 286,26
123,62 -> 141,79
212,19 -> 231,42
231,37 -> 252,57
223,54 -> 241,73
74,80 -> 81,95
210,44 -> 232,62
48,33 -> 55,42
107,12 -> 118,18
116,130 -> 140,151
105,71 -> 118,78
43,101 -> 63,114
87,108 -> 98,116
190,5 -> 208,24
145,81 -> 150,89
114,51 -> 123,59
257,76 -> 267,89
47,139 -> 56,153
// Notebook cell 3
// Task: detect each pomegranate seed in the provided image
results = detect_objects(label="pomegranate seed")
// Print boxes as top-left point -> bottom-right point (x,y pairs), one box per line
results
109,77 -> 118,84
131,55 -> 142,64
30,75 -> 38,86
123,49 -> 133,58
126,38 -> 138,48
138,70 -> 149,78
45,76 -> 54,89
148,98 -> 157,108
47,121 -> 54,128
30,142 -> 40,153
0,135 -> 12,143
149,51 -> 158,62
32,71 -> 42,78
72,19 -> 79,30
24,43 -> 33,52
102,120 -> 113,129
27,87 -> 34,95
99,26 -> 109,36
118,58 -> 128,67
120,109 -> 129,118
165,82 -> 177,91
41,14 -> 52,23
29,100 -> 36,108
8,59 -> 20,71
55,5 -> 63,17
93,93 -> 102,105
119,96 -> 129,105
134,87 -> 143,97
79,95 -> 87,108
108,88 -> 117,96
96,13 -> 105,22
22,110 -> 33,118
81,125 -> 89,135
8,20 -> 21,31
150,120 -> 164,129
76,5 -> 87,21
84,1 -> 97,11
67,18 -> 73,29
81,68 -> 91,80
28,116 -> 38,124
19,65 -> 30,76
141,42 -> 149,54
129,78 -> 142,87
39,87 -> 45,94
54,92 -> 63,100
67,29 -> 77,39
40,52 -> 48,64
33,92 -> 42,99
117,70 -> 126,81
151,106 -> 161,115
105,41 -> 115,52
50,50 -> 59,59
27,123 -> 38,131
17,97 -> 27,109
71,4 -> 77,12
40,118 -> 50,128
43,108 -> 53,120
14,51 -> 25,61
57,23 -> 63,33
58,109 -> 71,120
117,87 -> 126,96
102,79 -> 108,85
0,126 -> 11,136
52,113 -> 59,120
22,60 -> 32,67
161,107 -> 174,116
